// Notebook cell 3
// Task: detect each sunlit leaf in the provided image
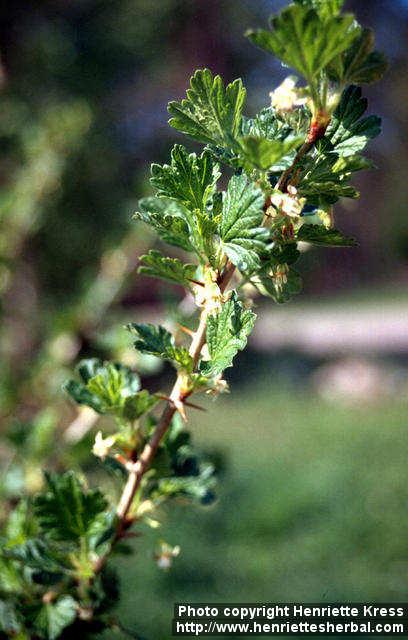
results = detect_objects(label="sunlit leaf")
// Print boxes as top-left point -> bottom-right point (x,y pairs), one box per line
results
200,292 -> 256,376
239,135 -> 302,171
219,174 -> 268,274
127,323 -> 193,372
246,4 -> 358,84
150,145 -> 220,212
168,68 -> 246,148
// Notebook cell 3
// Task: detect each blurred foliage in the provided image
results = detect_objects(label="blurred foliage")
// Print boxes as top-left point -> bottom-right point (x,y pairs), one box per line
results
0,0 -> 404,473
108,385 -> 408,638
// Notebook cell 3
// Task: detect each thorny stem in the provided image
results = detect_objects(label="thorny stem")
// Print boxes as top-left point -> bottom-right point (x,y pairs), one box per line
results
94,258 -> 236,573
275,141 -> 312,193
275,115 -> 330,194
96,125 -> 321,574
115,260 -> 236,518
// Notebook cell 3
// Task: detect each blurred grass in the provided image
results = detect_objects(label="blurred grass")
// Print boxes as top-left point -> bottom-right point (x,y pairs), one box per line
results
97,384 -> 408,639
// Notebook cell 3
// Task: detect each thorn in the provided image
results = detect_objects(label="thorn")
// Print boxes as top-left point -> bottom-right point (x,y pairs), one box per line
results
121,531 -> 141,539
184,400 -> 206,412
42,591 -> 57,605
188,278 -> 204,287
177,323 -> 195,337
114,454 -> 138,473
157,394 -> 172,403
173,397 -> 187,422
114,454 -> 129,467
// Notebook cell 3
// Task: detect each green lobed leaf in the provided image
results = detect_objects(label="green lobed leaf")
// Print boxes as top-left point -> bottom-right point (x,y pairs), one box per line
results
86,363 -> 140,412
34,472 -> 108,544
5,499 -> 35,546
325,85 -> 381,156
155,464 -> 216,506
150,145 -> 220,212
293,0 -> 344,18
30,595 -> 77,640
136,192 -> 217,263
268,242 -> 301,266
297,143 -> 363,206
127,323 -> 193,372
168,68 -> 246,148
297,223 -> 357,246
241,107 -> 309,172
122,390 -> 160,421
329,28 -> 387,85
76,358 -> 107,383
200,291 -> 256,376
0,556 -> 24,595
218,174 -> 268,274
252,268 -> 303,304
64,360 -> 141,418
63,379 -> 104,413
0,600 -> 22,636
242,106 -> 309,142
239,135 -> 303,171
135,196 -> 194,251
148,415 -> 217,506
246,4 -> 359,85
4,539 -> 65,576
299,180 -> 358,206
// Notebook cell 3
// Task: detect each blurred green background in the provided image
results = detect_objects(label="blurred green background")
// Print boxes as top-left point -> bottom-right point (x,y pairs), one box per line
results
0,0 -> 408,638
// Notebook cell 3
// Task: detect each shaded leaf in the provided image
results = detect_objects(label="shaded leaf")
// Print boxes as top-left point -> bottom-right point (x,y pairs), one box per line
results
325,85 -> 381,156
127,323 -> 193,372
298,143 -> 362,206
155,462 -> 216,506
139,251 -> 197,289
34,472 -> 108,544
329,28 -> 387,84
268,242 -> 300,266
63,380 -> 104,413
299,179 -> 358,205
4,539 -> 64,576
253,268 -> 303,303
30,595 -> 77,640
0,600 -> 22,636
298,223 -> 357,246
148,415 -> 217,506
242,107 -> 284,140
135,197 -> 194,251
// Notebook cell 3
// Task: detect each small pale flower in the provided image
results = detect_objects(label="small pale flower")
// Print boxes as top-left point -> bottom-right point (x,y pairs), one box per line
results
271,186 -> 305,218
92,431 -> 116,460
154,542 -> 180,570
194,271 -> 223,314
205,374 -> 229,396
272,263 -> 289,292
270,76 -> 307,113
